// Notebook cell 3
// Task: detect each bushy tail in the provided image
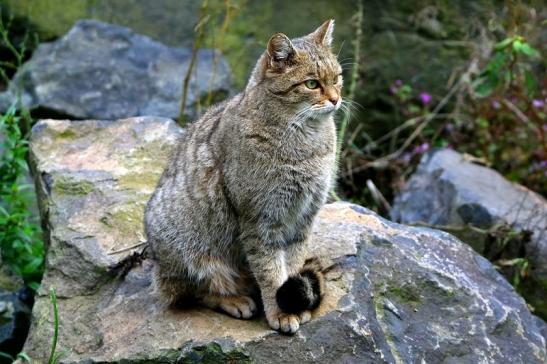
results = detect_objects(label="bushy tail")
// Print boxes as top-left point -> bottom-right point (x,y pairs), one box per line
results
276,258 -> 325,314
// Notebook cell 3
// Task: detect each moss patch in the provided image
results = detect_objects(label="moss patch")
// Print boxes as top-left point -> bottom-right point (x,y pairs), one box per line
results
384,283 -> 422,306
56,128 -> 80,140
181,343 -> 251,364
100,201 -> 145,237
52,176 -> 95,195
117,171 -> 161,191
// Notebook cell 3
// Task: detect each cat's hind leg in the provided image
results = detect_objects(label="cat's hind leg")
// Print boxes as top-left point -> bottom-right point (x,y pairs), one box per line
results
198,258 -> 258,319
154,265 -> 193,306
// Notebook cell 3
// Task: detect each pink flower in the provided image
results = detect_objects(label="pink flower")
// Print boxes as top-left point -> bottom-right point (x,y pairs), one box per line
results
491,100 -> 501,109
532,99 -> 545,108
420,92 -> 431,106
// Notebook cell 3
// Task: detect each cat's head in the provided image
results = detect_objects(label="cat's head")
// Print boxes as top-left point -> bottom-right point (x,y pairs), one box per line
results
247,20 -> 343,120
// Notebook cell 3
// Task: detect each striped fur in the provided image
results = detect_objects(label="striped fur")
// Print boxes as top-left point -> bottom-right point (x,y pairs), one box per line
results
145,20 -> 341,334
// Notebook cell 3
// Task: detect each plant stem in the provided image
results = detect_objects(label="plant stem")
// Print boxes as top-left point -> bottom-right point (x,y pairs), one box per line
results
205,0 -> 235,107
331,0 -> 363,201
47,287 -> 59,364
335,0 -> 363,163
178,0 -> 210,126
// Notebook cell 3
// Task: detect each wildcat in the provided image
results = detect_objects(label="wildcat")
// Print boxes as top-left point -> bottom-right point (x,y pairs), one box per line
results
145,20 -> 342,334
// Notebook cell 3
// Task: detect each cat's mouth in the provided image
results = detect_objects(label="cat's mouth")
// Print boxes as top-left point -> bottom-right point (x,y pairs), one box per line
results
311,102 -> 340,115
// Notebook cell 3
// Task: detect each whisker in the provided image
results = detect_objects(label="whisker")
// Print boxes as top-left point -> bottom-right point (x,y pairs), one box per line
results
336,41 -> 346,57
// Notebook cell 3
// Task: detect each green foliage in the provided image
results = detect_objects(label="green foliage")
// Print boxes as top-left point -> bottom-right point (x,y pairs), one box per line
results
0,106 -> 44,290
0,6 -> 44,291
338,27 -> 545,212
457,34 -> 546,196
473,36 -> 540,98
0,7 -> 39,89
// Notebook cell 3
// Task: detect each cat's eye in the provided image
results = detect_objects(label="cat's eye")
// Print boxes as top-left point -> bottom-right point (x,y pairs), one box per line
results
304,80 -> 320,89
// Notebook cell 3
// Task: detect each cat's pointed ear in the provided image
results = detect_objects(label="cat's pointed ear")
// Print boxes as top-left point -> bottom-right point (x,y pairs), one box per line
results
267,33 -> 296,69
310,19 -> 335,47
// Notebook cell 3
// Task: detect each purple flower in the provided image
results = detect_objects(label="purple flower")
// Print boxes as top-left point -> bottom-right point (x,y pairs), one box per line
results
390,85 -> 397,94
395,79 -> 403,86
420,92 -> 431,106
529,160 -> 547,173
532,99 -> 545,108
491,100 -> 501,109
413,142 -> 430,154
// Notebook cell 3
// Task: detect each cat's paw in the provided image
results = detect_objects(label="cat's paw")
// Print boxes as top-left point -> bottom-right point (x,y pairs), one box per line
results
205,295 -> 257,319
265,306 -> 303,334
267,311 -> 301,334
299,310 -> 312,324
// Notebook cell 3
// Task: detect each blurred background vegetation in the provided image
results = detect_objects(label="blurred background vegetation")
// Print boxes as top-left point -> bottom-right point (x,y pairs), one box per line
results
0,0 -> 545,332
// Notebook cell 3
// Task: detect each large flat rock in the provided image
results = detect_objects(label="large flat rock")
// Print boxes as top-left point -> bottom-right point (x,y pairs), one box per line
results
22,117 -> 546,363
1,20 -> 231,121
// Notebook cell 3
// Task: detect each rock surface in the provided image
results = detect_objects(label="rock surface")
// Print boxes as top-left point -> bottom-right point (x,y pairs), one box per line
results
0,20 -> 231,121
21,117 -> 547,363
391,148 -> 547,318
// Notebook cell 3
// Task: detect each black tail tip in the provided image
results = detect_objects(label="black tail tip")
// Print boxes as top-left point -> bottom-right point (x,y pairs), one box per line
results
276,270 -> 323,314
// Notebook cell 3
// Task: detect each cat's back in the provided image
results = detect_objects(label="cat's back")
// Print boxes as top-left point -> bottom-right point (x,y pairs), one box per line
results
146,93 -> 251,221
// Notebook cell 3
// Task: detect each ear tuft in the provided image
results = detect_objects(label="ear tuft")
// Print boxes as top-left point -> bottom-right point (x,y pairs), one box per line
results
310,19 -> 335,47
267,33 -> 296,69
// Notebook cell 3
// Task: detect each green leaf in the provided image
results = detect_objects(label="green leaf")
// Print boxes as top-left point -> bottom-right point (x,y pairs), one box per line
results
22,256 -> 43,275
486,52 -> 508,74
476,117 -> 489,129
473,78 -> 495,98
512,39 -> 524,54
524,70 -> 537,97
519,43 -> 540,58
0,352 -> 14,360
17,352 -> 32,362
494,37 -> 513,50
408,104 -> 421,114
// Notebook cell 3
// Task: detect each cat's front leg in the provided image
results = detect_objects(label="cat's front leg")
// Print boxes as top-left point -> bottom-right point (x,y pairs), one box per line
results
242,243 -> 303,334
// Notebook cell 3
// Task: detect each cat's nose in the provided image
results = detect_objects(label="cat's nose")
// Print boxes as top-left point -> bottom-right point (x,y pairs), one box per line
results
329,95 -> 339,105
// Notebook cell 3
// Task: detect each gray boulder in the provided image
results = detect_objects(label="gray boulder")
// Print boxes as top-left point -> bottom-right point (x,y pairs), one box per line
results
21,117 -> 546,363
1,20 -> 231,121
391,148 -> 547,318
